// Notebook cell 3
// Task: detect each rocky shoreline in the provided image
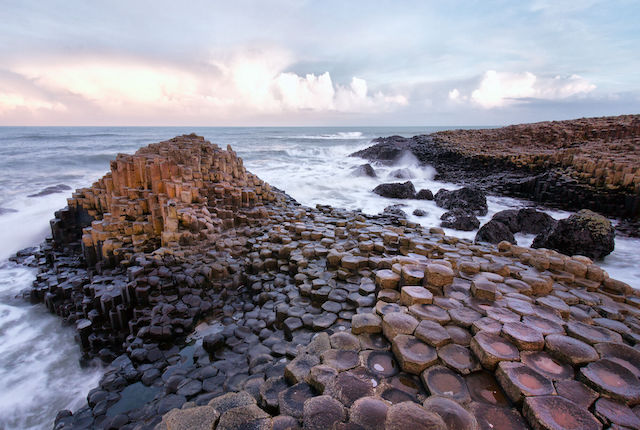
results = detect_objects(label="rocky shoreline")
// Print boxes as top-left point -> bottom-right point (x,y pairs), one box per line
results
351,115 -> 640,235
13,134 -> 640,429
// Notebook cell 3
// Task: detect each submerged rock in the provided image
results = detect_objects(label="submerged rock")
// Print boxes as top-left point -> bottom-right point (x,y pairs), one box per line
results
415,189 -> 434,200
434,187 -> 487,216
27,183 -> 71,198
352,163 -> 377,178
532,209 -> 615,259
388,168 -> 414,179
372,181 -> 416,199
382,205 -> 408,219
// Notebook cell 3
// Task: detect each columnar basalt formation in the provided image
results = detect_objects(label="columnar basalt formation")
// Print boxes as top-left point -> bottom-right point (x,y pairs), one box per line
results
351,115 -> 640,222
15,135 -> 640,430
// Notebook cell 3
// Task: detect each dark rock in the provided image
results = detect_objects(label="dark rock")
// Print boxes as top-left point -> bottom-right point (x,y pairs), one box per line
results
388,168 -> 414,179
382,205 -> 407,219
373,182 -> 416,199
27,184 -> 71,198
440,209 -> 480,231
532,209 -> 615,259
412,209 -> 427,217
514,208 -> 556,234
350,137 -> 412,163
303,395 -> 346,430
415,189 -> 434,200
352,164 -> 377,178
0,207 -> 18,215
475,220 -> 515,244
434,187 -> 487,216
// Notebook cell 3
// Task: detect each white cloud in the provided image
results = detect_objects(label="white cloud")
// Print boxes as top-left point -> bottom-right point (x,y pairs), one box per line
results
448,88 -> 460,101
467,70 -> 595,108
3,50 -> 407,121
0,92 -> 66,113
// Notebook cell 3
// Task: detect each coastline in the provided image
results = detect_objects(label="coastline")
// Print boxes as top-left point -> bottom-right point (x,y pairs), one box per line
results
15,130 -> 640,429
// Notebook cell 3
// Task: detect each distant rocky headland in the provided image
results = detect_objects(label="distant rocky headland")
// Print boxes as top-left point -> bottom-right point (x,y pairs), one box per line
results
352,115 -> 640,236
12,126 -> 640,430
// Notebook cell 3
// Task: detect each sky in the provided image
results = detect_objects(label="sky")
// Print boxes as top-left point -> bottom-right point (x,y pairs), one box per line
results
0,0 -> 639,126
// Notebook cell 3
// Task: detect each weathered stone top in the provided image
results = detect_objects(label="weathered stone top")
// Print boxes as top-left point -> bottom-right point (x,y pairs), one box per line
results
433,114 -> 640,191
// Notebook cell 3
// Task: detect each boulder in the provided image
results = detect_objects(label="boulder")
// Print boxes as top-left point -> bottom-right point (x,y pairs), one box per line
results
475,220 -> 515,244
416,189 -> 434,200
434,187 -> 487,215
352,164 -> 377,178
515,208 -> 556,234
382,205 -> 407,219
412,209 -> 427,217
373,182 -> 416,199
440,209 -> 480,231
532,209 -> 615,259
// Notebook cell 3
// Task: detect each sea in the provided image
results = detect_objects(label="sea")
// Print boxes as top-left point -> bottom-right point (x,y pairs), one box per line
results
0,126 -> 638,429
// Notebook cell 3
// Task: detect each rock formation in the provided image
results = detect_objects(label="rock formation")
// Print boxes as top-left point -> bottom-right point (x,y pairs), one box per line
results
14,135 -> 640,430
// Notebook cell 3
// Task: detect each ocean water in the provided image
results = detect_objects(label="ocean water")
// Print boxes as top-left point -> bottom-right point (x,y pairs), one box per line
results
0,126 -> 638,429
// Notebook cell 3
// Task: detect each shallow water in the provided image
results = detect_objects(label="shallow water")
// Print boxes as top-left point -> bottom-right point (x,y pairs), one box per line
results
0,126 -> 638,428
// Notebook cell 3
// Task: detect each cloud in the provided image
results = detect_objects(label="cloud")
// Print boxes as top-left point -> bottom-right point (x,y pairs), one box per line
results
465,70 -> 595,108
1,50 -> 407,123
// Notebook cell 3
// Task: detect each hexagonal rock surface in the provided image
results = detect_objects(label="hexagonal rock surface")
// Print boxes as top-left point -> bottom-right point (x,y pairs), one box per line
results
384,401 -> 447,429
554,379 -> 598,409
415,320 -> 451,347
438,343 -> 481,375
351,313 -> 382,334
349,396 -> 390,430
520,351 -> 574,381
364,350 -> 400,378
544,334 -> 599,365
594,342 -> 640,377
448,307 -> 482,328
470,279 -> 496,301
382,312 -> 419,340
391,334 -> 438,374
401,265 -> 425,286
302,395 -> 346,430
470,332 -> 519,370
465,371 -> 511,407
306,364 -> 338,393
520,274 -> 553,296
522,315 -> 564,336
579,358 -> 640,404
495,361 -> 555,404
327,371 -> 375,407
285,353 -> 321,384
566,321 -> 623,345
424,264 -> 454,288
161,405 -> 219,430
422,395 -> 479,430
259,376 -> 289,412
408,304 -> 451,324
468,403 -> 529,430
278,382 -> 316,418
330,332 -> 361,351
321,349 -> 360,371
208,391 -> 256,415
594,397 -> 640,428
400,286 -> 433,306
523,396 -> 602,430
375,270 -> 400,290
501,321 -> 544,351
421,365 -> 470,403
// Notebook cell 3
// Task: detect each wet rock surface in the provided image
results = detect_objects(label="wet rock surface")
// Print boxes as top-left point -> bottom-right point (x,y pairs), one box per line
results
13,134 -> 640,430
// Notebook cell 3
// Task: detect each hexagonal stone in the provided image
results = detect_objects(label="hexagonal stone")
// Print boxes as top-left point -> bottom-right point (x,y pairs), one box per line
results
401,265 -> 425,286
484,306 -> 520,324
285,353 -> 321,384
424,264 -> 454,289
162,405 -> 219,430
520,351 -> 574,381
468,403 -> 528,430
375,269 -> 400,290
594,342 -> 640,377
376,301 -> 405,316
384,401 -> 446,429
330,332 -> 360,351
216,404 -> 271,430
312,312 -> 338,331
421,365 -> 470,403
259,376 -> 288,412
501,321 -> 544,351
523,395 -> 601,430
391,335 -> 438,374
422,396 -> 479,430
505,297 -> 535,316
208,391 -> 256,415
579,358 -> 640,404
438,344 -> 481,375
378,289 -> 400,303
382,312 -> 419,340
321,349 -> 360,371
566,321 -> 623,345
303,395 -> 346,430
352,313 -> 382,334
536,296 -> 570,319
415,320 -> 451,347
283,317 -> 303,340
400,286 -> 433,306
448,307 -> 482,328
272,416 -> 299,430
408,304 -> 451,324
327,371 -> 375,407
278,382 -> 315,419
522,315 -> 564,336
554,380 -> 598,409
520,274 -> 552,296
465,371 -> 511,407
495,361 -> 555,404
594,397 -> 640,428
471,279 -> 496,301
471,317 -> 502,335
544,334 -> 599,365
470,332 -> 519,370
445,325 -> 471,346
306,364 -> 338,394
349,396 -> 390,430
363,350 -> 399,378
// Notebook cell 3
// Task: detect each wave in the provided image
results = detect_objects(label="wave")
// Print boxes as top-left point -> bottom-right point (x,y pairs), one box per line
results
278,131 -> 365,140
